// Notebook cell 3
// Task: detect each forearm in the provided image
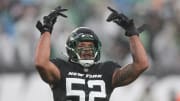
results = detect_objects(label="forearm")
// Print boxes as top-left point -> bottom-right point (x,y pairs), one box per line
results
112,35 -> 149,87
35,32 -> 51,65
129,35 -> 149,70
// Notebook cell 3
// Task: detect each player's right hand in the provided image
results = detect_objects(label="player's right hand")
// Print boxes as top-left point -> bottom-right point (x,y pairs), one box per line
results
36,6 -> 68,34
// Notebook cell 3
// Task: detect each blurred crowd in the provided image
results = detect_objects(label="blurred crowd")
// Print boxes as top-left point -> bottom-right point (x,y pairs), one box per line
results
0,0 -> 180,77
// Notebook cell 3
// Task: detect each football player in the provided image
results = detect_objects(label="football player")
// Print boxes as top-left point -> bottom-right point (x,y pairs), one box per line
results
35,6 -> 149,101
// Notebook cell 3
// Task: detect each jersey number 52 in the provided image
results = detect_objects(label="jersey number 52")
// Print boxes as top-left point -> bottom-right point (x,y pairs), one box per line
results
66,78 -> 107,101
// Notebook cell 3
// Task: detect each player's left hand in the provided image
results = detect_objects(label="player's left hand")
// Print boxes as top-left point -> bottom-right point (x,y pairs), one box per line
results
106,6 -> 145,37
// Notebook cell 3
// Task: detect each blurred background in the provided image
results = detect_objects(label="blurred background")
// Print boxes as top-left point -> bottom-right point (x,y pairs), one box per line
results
0,0 -> 180,101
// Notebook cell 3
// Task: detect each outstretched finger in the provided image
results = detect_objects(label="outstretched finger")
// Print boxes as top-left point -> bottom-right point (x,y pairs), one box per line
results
52,6 -> 68,14
49,11 -> 67,18
59,8 -> 68,12
119,14 -> 129,21
137,24 -> 147,33
58,13 -> 67,18
106,13 -> 119,22
107,6 -> 118,14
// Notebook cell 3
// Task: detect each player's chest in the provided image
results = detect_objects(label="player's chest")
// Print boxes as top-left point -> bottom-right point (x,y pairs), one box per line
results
63,71 -> 107,101
63,66 -> 105,83
65,71 -> 106,90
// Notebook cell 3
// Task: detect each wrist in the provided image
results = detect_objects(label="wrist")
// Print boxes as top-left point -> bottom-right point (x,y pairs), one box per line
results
128,35 -> 139,38
42,31 -> 51,35
125,28 -> 139,37
40,26 -> 53,34
128,35 -> 139,43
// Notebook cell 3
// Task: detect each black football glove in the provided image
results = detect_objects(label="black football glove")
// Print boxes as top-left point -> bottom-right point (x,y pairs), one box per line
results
106,6 -> 145,37
36,6 -> 68,34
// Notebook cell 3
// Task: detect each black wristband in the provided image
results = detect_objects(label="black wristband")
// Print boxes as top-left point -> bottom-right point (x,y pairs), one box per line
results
40,25 -> 53,34
125,28 -> 139,37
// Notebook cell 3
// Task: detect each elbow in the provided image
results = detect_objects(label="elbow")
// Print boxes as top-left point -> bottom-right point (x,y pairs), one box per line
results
34,57 -> 48,69
141,61 -> 149,71
134,59 -> 149,71
35,62 -> 43,69
35,61 -> 44,70
139,60 -> 149,71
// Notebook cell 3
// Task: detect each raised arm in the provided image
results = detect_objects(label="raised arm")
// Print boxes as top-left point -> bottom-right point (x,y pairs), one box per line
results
106,6 -> 149,87
112,35 -> 148,86
35,6 -> 67,84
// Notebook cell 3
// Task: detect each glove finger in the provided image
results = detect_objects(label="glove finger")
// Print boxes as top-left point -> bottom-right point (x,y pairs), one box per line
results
128,19 -> 134,25
53,8 -> 68,12
51,12 -> 67,18
52,17 -> 57,24
119,14 -> 129,21
58,13 -> 67,18
43,16 -> 52,23
106,13 -> 114,22
49,11 -> 67,18
107,6 -> 118,14
48,6 -> 68,18
137,24 -> 147,33
55,11 -> 67,17
43,16 -> 49,21
59,8 -> 68,12
36,21 -> 43,30
107,13 -> 119,22
114,20 -> 122,26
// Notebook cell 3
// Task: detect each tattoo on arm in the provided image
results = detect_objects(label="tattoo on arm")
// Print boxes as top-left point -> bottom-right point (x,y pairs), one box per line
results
113,64 -> 141,87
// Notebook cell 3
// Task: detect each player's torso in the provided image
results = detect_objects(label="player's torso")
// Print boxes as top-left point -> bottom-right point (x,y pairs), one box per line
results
52,61 -> 114,101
